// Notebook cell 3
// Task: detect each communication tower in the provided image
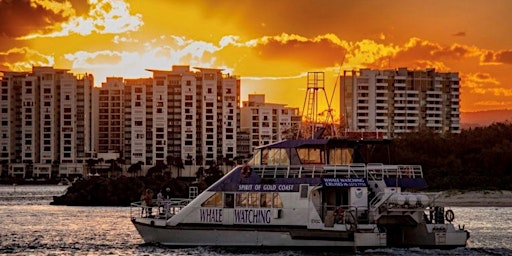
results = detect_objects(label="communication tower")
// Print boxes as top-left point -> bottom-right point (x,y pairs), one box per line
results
299,72 -> 336,139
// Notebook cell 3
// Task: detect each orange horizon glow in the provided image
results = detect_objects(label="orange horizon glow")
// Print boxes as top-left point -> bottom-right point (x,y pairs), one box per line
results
1,0 -> 512,116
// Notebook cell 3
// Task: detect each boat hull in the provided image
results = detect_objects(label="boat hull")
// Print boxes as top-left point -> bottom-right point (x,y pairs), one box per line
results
132,219 -> 386,247
132,219 -> 468,249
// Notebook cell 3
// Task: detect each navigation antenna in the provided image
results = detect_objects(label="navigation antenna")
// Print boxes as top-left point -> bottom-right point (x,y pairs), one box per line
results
299,72 -> 336,139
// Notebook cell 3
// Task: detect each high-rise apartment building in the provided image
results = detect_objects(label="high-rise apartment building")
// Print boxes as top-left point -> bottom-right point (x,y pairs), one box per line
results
97,77 -> 124,155
146,66 -> 240,176
97,66 -> 240,177
341,68 -> 460,138
124,78 -> 153,167
0,67 -> 94,178
241,94 -> 302,153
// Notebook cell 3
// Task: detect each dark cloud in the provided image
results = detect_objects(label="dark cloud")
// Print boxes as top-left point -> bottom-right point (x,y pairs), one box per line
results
452,31 -> 466,37
372,38 -> 479,69
481,50 -> 512,65
494,50 -> 512,65
255,36 -> 346,68
0,0 -> 70,38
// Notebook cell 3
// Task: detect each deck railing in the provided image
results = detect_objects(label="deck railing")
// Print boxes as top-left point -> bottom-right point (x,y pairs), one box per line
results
130,198 -> 192,219
251,163 -> 423,180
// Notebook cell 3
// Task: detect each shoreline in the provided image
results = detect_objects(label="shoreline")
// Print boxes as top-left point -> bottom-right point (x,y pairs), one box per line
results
435,190 -> 512,207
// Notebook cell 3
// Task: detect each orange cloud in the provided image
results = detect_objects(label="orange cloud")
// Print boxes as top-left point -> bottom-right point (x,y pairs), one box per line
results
19,0 -> 143,39
462,72 -> 512,97
31,0 -> 75,17
0,47 -> 54,71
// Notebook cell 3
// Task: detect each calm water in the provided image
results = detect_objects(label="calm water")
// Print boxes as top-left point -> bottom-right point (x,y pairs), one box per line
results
0,185 -> 511,256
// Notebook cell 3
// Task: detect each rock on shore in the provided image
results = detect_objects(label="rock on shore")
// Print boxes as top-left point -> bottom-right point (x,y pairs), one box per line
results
51,176 -> 202,206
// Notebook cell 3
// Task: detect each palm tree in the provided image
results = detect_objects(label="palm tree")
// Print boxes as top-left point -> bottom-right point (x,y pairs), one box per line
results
86,158 -> 98,176
175,157 -> 185,178
127,161 -> 143,177
167,156 -> 185,178
233,155 -> 244,165
146,161 -> 166,177
116,157 -> 125,176
107,159 -> 123,177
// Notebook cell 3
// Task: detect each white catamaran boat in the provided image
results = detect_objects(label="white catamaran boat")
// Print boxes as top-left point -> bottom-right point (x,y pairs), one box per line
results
130,137 -> 469,248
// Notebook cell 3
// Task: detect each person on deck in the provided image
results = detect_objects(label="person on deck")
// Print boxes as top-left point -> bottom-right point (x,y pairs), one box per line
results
145,189 -> 154,217
162,187 -> 172,215
140,189 -> 147,217
156,189 -> 164,215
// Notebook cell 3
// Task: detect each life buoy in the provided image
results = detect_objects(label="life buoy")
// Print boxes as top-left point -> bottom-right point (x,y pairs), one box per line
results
241,165 -> 252,178
445,209 -> 455,222
333,207 -> 344,224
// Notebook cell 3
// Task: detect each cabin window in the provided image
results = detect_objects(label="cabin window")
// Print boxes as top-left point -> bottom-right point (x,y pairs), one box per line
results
201,192 -> 223,207
224,193 -> 234,208
297,148 -> 324,164
247,150 -> 261,165
261,148 -> 289,165
328,148 -> 353,165
248,193 -> 260,208
260,192 -> 272,207
272,192 -> 283,208
236,192 -> 283,208
236,192 -> 248,207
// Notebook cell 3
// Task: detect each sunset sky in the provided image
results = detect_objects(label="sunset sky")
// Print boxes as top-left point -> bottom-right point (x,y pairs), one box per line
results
1,0 -> 511,119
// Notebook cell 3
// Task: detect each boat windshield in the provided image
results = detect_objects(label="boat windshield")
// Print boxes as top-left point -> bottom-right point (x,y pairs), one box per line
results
248,148 -> 290,165
247,146 -> 354,166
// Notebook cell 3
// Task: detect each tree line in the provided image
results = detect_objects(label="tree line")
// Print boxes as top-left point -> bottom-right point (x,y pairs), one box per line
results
384,122 -> 512,190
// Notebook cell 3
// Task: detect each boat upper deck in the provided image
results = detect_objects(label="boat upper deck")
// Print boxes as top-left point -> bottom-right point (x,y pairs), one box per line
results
246,138 -> 424,182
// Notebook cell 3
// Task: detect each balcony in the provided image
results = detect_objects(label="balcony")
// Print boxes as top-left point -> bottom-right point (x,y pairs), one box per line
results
426,123 -> 442,128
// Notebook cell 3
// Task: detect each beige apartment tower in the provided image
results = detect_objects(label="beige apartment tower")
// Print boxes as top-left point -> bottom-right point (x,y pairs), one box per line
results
0,67 -> 94,178
241,94 -> 301,154
341,68 -> 460,138
96,66 -> 240,177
